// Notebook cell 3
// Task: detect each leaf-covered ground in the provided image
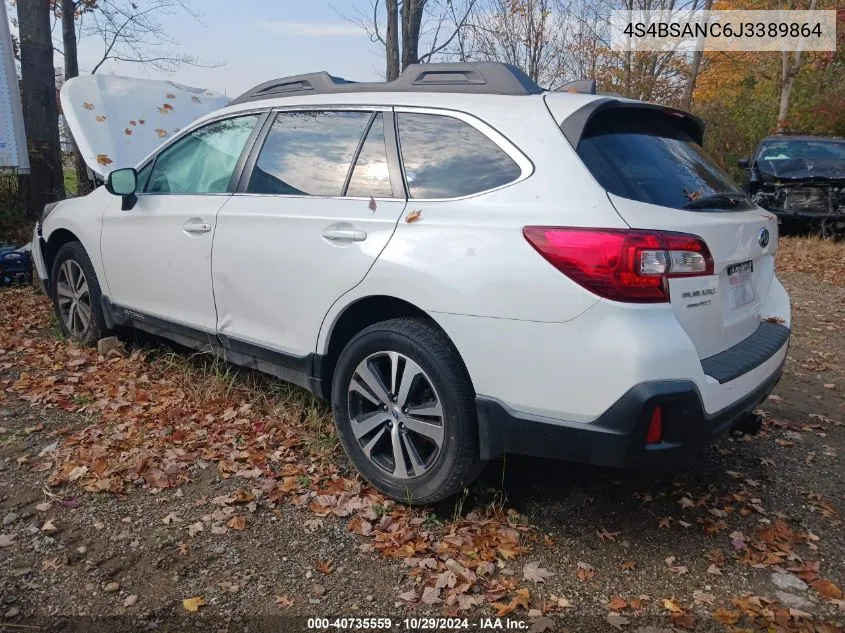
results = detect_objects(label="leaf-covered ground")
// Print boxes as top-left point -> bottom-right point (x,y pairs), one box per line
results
0,237 -> 843,632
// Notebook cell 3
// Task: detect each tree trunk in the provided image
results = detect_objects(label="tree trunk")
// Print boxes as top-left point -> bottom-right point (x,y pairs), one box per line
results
775,0 -> 818,132
683,0 -> 713,109
18,0 -> 64,219
61,0 -> 90,195
385,0 -> 401,80
401,0 -> 425,70
776,51 -> 795,132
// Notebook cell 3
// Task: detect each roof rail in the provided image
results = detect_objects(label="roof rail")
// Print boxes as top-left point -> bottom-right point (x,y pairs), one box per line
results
556,79 -> 597,95
230,62 -> 544,105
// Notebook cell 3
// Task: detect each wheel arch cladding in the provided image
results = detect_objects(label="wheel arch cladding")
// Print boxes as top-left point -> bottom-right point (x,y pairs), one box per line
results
318,295 -> 473,401
44,229 -> 83,279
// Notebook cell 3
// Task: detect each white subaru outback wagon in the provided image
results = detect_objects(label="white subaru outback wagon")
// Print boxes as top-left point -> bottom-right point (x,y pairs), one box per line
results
32,62 -> 791,504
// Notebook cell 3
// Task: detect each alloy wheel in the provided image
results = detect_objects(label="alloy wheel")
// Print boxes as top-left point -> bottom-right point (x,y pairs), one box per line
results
347,351 -> 445,479
56,259 -> 91,337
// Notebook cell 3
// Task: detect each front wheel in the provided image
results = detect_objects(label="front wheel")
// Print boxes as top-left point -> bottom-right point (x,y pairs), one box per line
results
331,318 -> 482,505
50,242 -> 108,346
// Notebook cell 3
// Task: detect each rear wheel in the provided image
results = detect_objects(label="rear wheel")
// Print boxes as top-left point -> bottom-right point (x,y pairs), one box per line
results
50,242 -> 108,346
331,318 -> 482,504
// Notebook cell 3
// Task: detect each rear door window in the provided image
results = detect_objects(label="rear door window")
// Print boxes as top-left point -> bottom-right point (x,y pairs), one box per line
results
576,110 -> 745,210
247,111 -> 372,196
397,112 -> 521,199
346,113 -> 394,198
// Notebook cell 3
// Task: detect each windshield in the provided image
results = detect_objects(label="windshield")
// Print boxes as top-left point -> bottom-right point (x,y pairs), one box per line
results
757,138 -> 845,161
754,138 -> 845,180
576,110 -> 747,210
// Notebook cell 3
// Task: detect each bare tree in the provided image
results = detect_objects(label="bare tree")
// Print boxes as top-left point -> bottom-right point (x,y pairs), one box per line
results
776,0 -> 819,131
457,0 -> 571,87
343,0 -> 478,80
17,0 -> 64,218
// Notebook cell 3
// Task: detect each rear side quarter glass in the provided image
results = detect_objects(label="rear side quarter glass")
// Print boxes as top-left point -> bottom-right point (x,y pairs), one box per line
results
396,112 -> 521,199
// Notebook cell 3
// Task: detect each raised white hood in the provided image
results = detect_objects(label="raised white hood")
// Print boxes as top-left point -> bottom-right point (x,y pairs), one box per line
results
60,75 -> 230,179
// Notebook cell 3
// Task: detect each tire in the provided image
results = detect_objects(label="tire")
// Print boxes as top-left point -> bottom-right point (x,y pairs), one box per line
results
50,242 -> 108,346
331,318 -> 482,505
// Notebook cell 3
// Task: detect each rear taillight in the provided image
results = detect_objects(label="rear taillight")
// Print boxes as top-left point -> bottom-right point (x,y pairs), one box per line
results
646,406 -> 663,444
523,227 -> 714,303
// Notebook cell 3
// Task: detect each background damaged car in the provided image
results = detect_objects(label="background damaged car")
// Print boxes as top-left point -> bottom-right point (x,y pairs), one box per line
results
740,134 -> 845,238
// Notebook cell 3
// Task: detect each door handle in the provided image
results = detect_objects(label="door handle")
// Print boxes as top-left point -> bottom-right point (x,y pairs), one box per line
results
183,222 -> 212,234
322,227 -> 367,242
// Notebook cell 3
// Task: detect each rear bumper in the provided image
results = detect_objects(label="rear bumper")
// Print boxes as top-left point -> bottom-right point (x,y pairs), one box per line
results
476,354 -> 785,466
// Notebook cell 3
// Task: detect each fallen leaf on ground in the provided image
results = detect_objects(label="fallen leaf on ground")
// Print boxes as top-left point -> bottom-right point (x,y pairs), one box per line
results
597,528 -> 621,541
607,613 -> 631,630
811,579 -> 843,599
607,596 -> 627,611
182,596 -> 205,612
661,598 -> 684,614
41,519 -> 57,534
398,589 -> 418,602
576,561 -> 595,581
492,588 -> 530,617
523,561 -> 555,583
0,534 -> 14,547
315,560 -> 334,575
529,616 -> 555,633
187,522 -> 203,537
275,595 -> 293,608
226,515 -> 246,531
421,586 -> 442,605
712,608 -> 740,625
706,564 -> 722,575
692,590 -> 715,605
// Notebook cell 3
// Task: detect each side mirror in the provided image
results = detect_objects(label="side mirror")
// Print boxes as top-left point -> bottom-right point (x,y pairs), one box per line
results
106,167 -> 138,210
737,157 -> 750,170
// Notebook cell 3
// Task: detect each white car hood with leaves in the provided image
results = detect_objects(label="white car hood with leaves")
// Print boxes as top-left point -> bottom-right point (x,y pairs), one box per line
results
60,74 -> 230,179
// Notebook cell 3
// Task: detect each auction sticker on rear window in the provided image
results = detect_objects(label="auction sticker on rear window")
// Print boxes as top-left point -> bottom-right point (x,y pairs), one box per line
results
727,260 -> 755,309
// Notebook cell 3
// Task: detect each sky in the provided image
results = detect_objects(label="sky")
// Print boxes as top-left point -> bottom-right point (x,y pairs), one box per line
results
18,0 -> 388,97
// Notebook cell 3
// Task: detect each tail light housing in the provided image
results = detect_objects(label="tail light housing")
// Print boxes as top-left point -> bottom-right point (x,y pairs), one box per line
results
523,227 -> 714,303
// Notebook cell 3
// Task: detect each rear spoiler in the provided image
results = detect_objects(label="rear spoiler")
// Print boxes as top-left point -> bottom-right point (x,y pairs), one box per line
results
560,99 -> 705,148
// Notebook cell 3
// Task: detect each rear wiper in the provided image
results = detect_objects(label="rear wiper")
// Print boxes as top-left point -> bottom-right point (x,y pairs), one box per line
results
683,192 -> 750,210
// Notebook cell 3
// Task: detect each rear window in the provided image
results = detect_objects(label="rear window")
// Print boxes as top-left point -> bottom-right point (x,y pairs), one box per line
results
576,111 -> 743,210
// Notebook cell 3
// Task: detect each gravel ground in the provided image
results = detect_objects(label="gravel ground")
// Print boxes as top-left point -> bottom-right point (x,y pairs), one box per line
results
0,269 -> 842,633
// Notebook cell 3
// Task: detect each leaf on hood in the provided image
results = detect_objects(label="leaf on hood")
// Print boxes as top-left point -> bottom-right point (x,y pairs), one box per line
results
182,596 -> 205,612
95,115 -> 107,122
138,119 -> 146,125
82,102 -> 95,110
155,129 -> 168,138
523,561 -> 555,583
166,93 -> 176,99
96,154 -> 113,166
192,96 -> 202,103
124,128 -> 133,136
368,197 -> 377,212
405,209 -> 422,223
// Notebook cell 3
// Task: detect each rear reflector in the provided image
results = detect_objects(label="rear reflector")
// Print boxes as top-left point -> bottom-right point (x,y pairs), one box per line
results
646,406 -> 663,444
523,227 -> 714,303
